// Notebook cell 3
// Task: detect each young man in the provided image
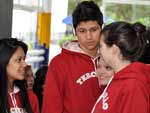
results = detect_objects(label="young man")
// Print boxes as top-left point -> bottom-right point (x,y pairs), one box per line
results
42,1 -> 104,113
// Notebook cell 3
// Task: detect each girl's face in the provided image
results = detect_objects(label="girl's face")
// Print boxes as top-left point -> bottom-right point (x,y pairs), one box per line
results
25,66 -> 34,90
96,65 -> 114,85
96,34 -> 115,85
99,35 -> 113,66
96,58 -> 114,85
7,47 -> 27,82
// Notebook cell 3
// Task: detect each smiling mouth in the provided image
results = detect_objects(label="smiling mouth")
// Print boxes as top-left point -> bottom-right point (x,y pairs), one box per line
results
86,42 -> 95,47
87,41 -> 94,44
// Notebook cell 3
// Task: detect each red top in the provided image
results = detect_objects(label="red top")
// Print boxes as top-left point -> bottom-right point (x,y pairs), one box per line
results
92,62 -> 150,113
42,41 -> 103,113
8,88 -> 39,113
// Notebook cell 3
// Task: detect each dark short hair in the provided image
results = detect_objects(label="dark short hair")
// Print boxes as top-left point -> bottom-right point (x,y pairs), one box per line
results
72,1 -> 103,30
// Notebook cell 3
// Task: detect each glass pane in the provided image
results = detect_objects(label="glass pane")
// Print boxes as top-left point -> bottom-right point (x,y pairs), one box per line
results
31,0 -> 39,7
19,0 -> 39,7
12,9 -> 37,50
104,3 -> 150,26
14,0 -> 19,4
19,0 -> 28,5
39,0 -> 43,7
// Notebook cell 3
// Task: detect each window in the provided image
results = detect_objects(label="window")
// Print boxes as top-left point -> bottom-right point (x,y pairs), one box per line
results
102,0 -> 150,26
12,0 -> 45,69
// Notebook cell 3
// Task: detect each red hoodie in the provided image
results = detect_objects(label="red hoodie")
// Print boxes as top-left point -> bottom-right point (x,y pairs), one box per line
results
8,86 -> 39,113
92,62 -> 150,113
42,41 -> 103,113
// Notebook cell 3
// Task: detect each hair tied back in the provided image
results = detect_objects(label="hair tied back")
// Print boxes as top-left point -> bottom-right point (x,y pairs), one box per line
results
132,22 -> 146,34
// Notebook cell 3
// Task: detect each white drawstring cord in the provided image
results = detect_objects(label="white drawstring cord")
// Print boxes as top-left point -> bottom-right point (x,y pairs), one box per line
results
10,92 -> 21,113
91,76 -> 113,113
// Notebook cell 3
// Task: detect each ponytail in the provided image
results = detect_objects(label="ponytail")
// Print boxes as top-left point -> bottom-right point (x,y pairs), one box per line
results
127,22 -> 146,62
138,27 -> 150,63
133,22 -> 150,63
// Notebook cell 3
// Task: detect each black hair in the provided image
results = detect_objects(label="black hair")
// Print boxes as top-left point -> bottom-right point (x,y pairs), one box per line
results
0,38 -> 33,113
138,27 -> 150,63
72,1 -> 103,30
101,21 -> 146,62
33,65 -> 48,112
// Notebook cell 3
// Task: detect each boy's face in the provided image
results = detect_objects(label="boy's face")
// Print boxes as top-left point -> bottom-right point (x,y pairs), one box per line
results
75,20 -> 101,55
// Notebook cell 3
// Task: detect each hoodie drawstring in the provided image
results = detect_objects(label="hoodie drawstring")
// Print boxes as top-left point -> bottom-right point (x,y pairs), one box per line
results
9,93 -> 21,113
91,76 -> 114,113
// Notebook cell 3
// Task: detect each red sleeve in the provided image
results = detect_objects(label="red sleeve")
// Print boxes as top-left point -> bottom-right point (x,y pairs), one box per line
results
28,90 -> 40,113
120,80 -> 148,113
42,60 -> 64,113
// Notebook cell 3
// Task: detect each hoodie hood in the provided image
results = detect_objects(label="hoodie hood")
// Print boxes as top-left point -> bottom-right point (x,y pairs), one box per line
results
62,40 -> 100,60
8,86 -> 27,113
114,62 -> 150,85
62,40 -> 88,55
9,86 -> 20,94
